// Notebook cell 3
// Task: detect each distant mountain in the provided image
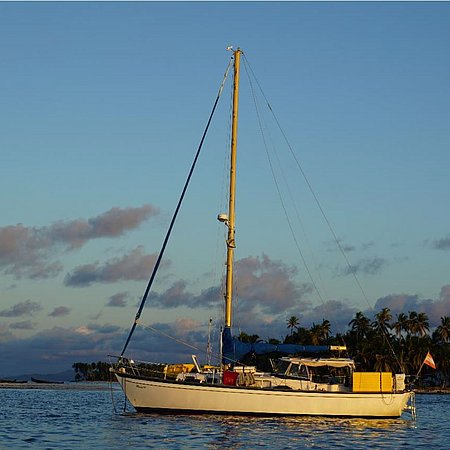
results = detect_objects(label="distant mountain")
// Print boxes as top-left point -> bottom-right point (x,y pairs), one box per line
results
13,369 -> 75,382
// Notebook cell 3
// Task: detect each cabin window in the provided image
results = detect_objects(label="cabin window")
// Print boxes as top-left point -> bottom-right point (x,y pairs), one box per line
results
287,363 -> 309,379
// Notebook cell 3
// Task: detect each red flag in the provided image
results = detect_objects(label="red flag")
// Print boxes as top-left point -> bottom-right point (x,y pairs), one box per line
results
423,352 -> 436,369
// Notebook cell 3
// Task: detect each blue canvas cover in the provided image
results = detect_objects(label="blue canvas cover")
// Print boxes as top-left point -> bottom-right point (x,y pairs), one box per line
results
222,326 -> 330,364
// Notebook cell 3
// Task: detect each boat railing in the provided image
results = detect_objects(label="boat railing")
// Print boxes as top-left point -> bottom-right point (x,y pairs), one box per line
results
112,356 -> 168,380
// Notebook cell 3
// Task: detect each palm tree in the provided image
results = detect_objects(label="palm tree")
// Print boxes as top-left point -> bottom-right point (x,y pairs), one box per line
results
320,319 -> 331,342
393,312 -> 408,338
349,312 -> 371,340
407,311 -> 418,336
308,320 -> 332,345
416,312 -> 430,337
374,353 -> 393,372
287,316 -> 300,336
372,307 -> 392,338
309,323 -> 322,345
434,316 -> 450,342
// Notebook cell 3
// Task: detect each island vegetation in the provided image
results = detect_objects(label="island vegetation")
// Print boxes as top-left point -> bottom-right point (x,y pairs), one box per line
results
72,362 -> 112,382
73,309 -> 450,387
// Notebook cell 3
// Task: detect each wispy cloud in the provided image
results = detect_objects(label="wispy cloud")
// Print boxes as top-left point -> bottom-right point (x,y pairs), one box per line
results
339,256 -> 387,276
431,236 -> 450,251
64,246 -> 165,287
0,205 -> 158,280
327,240 -> 375,253
0,300 -> 42,318
106,292 -> 129,307
9,320 -> 36,330
48,306 -> 71,318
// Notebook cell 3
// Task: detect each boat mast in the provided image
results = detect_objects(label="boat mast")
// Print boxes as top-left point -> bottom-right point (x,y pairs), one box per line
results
224,48 -> 241,328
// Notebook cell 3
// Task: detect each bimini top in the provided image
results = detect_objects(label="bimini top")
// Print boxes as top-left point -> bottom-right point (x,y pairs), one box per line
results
281,357 -> 356,369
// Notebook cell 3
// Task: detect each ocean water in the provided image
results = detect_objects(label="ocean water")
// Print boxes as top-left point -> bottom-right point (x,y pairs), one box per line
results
0,386 -> 448,449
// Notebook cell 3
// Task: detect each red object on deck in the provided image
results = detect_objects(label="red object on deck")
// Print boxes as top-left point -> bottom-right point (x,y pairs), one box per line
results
223,371 -> 238,386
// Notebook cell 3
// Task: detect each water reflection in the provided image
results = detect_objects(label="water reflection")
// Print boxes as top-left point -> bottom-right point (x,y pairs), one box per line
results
2,389 -> 448,449
111,412 -> 415,449
197,415 -> 415,448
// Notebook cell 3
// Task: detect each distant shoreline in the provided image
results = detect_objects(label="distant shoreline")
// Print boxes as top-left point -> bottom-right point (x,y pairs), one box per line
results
414,388 -> 450,395
0,381 -> 118,390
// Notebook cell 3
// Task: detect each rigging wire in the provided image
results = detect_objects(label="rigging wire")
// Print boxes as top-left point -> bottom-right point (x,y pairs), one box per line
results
135,321 -> 250,367
242,54 -> 403,372
243,59 -> 326,306
242,53 -> 371,309
120,58 -> 233,357
139,322 -> 225,365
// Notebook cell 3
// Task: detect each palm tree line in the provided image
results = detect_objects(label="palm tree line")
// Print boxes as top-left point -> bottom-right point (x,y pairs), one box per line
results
239,311 -> 450,386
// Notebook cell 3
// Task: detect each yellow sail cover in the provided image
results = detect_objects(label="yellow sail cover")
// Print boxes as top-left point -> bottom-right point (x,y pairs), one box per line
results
352,372 -> 393,392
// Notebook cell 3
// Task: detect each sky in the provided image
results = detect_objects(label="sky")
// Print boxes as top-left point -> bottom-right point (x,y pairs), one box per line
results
1,1 -> 450,377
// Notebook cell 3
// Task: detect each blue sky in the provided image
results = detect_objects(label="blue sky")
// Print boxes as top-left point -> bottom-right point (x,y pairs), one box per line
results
1,2 -> 450,376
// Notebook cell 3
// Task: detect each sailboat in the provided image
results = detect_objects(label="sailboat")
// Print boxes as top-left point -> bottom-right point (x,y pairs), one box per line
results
112,48 -> 415,418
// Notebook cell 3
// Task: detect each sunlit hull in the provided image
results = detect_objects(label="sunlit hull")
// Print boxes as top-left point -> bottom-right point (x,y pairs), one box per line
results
115,372 -> 413,418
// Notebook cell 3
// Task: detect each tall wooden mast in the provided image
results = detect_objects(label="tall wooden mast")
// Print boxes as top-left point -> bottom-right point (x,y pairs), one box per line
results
224,48 -> 241,328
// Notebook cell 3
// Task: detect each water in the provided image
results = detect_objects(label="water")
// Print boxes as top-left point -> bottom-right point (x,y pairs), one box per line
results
0,386 -> 447,449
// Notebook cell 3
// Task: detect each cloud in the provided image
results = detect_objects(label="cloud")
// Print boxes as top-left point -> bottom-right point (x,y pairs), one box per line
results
0,323 -> 127,376
0,205 -> 158,280
0,318 -> 208,376
326,239 -> 357,253
64,246 -> 165,287
89,311 -> 103,320
148,280 -> 192,308
146,254 -> 310,314
173,317 -> 202,335
51,205 -> 159,249
2,286 -> 447,377
0,323 -> 14,343
0,224 -> 63,279
300,300 -> 358,334
431,236 -> 450,251
234,255 -> 312,314
85,323 -> 122,334
229,298 -> 358,341
339,257 -> 387,276
440,284 -> 450,301
106,292 -> 129,307
147,281 -> 221,309
9,321 -> 36,330
327,240 -> 375,254
0,300 -> 42,318
373,287 -> 450,326
236,284 -> 450,341
48,306 -> 71,317
342,244 -> 356,252
361,241 -> 375,251
128,318 -> 210,363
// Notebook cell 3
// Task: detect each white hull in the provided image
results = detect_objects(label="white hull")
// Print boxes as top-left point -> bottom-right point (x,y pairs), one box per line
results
115,372 -> 413,418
